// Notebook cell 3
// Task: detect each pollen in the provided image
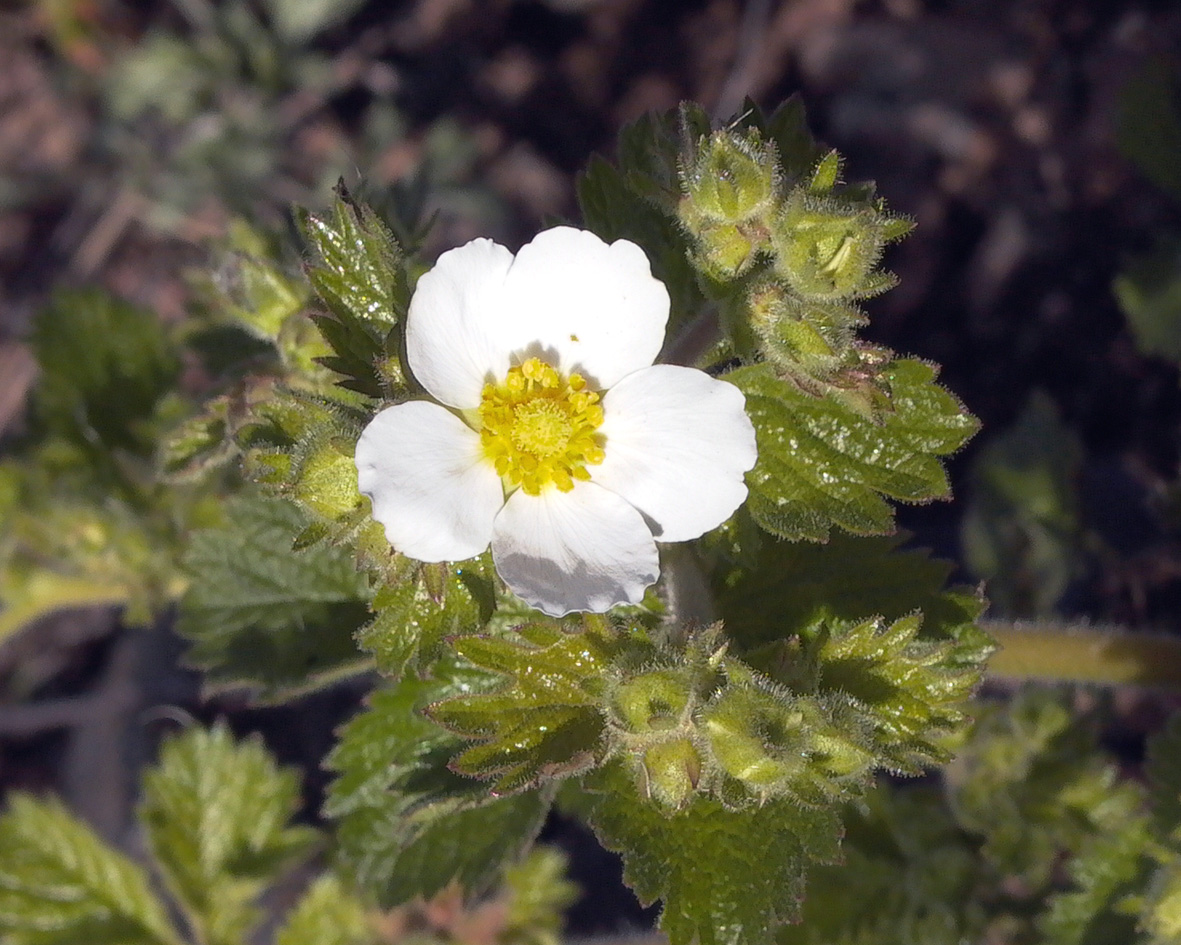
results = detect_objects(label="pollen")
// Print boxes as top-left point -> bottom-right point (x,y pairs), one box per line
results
479,357 -> 606,495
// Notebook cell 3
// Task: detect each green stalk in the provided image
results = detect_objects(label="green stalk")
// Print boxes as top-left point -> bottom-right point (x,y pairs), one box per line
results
985,620 -> 1181,689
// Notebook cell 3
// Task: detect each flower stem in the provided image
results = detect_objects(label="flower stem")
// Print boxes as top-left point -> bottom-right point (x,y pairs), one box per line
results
985,620 -> 1181,689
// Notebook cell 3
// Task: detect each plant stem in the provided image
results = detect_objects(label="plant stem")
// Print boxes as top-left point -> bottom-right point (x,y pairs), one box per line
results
985,620 -> 1181,689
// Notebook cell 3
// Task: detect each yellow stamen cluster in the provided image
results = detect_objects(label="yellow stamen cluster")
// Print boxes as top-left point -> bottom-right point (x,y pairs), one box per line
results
479,357 -> 605,495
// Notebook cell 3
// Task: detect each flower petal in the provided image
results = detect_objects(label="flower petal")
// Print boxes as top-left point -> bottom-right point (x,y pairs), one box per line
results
593,365 -> 757,542
406,238 -> 514,408
498,227 -> 669,389
491,481 -> 659,616
355,401 -> 504,561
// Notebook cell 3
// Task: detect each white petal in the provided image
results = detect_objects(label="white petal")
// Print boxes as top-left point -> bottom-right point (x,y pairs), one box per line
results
498,227 -> 669,389
593,365 -> 757,542
406,238 -> 514,409
355,401 -> 504,562
491,481 -> 659,617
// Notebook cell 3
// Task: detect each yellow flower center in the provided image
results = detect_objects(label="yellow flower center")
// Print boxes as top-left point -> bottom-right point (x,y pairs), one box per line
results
479,357 -> 605,495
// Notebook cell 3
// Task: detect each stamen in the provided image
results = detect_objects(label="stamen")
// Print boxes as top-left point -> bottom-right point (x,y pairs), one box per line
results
479,357 -> 606,495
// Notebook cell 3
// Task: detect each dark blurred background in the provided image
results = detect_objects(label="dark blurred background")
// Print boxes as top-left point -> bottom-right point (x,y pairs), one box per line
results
2,0 -> 1181,935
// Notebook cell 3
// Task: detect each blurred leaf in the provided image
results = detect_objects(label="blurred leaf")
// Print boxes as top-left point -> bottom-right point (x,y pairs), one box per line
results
325,669 -> 550,907
0,794 -> 182,945
29,288 -> 179,455
500,848 -> 579,945
961,391 -> 1083,616
1147,712 -> 1181,852
261,0 -> 368,44
1118,56 -> 1181,200
177,494 -> 372,699
140,724 -> 319,945
274,875 -> 374,945
574,761 -> 842,945
950,691 -> 1146,890
426,623 -> 615,793
1115,235 -> 1181,363
728,360 -> 978,541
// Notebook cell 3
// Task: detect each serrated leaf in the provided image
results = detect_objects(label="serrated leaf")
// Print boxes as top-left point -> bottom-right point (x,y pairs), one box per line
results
177,494 -> 372,700
139,724 -> 319,945
274,875 -> 373,945
574,761 -> 843,945
325,669 -> 550,906
297,187 -> 406,397
358,555 -> 496,678
29,288 -> 179,455
728,359 -> 978,541
0,794 -> 182,945
427,623 -> 616,793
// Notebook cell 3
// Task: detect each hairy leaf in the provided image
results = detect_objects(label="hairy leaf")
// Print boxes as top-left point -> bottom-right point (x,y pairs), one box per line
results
427,623 -> 618,793
0,794 -> 182,945
296,187 -> 406,396
139,724 -> 319,945
574,761 -> 842,945
325,669 -> 550,907
358,555 -> 496,678
728,360 -> 977,541
177,494 -> 372,699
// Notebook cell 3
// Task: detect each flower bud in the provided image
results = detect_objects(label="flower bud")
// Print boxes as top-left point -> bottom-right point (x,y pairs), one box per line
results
293,438 -> 363,520
642,737 -> 702,809
610,668 -> 693,734
680,130 -> 777,227
702,685 -> 808,790
692,222 -> 761,282
772,191 -> 884,301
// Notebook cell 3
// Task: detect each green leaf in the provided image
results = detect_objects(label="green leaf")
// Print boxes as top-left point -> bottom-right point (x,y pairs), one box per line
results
426,622 -> 617,793
274,875 -> 374,945
139,724 -> 318,945
1038,821 -> 1152,945
1115,235 -> 1181,364
0,794 -> 182,945
1147,712 -> 1181,851
500,848 -> 579,945
296,187 -> 406,397
177,494 -> 372,700
261,0 -> 368,44
951,691 -> 1146,890
574,761 -> 843,945
1117,55 -> 1181,200
29,288 -> 179,455
960,391 -> 1083,616
728,359 -> 978,541
325,669 -> 550,906
714,530 -> 988,657
358,555 -> 496,678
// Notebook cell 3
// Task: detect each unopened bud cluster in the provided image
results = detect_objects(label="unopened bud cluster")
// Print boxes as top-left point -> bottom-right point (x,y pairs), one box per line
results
678,125 -> 912,409
603,629 -> 873,810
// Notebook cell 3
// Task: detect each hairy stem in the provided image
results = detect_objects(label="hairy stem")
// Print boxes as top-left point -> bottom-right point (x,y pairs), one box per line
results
985,620 -> 1181,689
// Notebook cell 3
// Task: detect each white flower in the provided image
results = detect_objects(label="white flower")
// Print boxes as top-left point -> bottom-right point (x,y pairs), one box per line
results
354,226 -> 757,617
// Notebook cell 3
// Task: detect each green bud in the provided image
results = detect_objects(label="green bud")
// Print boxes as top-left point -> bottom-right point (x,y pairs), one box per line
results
293,438 -> 362,520
642,737 -> 702,809
772,191 -> 885,300
692,222 -> 762,281
702,684 -> 808,789
681,130 -> 777,226
611,668 -> 694,733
